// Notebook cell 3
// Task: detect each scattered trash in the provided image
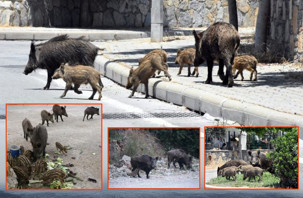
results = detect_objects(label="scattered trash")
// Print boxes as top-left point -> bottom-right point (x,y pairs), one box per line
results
64,163 -> 74,167
71,157 -> 76,160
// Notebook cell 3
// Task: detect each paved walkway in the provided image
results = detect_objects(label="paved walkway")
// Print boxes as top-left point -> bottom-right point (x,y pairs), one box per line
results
93,32 -> 303,127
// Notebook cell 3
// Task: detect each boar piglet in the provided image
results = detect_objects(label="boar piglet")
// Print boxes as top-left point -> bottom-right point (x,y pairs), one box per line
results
41,110 -> 54,127
233,55 -> 258,81
52,63 -> 103,100
52,104 -> 68,122
126,53 -> 171,98
175,48 -> 198,77
217,160 -> 249,177
22,118 -> 33,141
83,106 -> 99,121
130,155 -> 159,179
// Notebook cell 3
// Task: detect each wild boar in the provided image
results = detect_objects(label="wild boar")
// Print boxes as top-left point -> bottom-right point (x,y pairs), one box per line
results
83,106 -> 100,121
218,166 -> 237,180
41,110 -> 54,127
217,160 -> 249,177
138,49 -> 168,77
175,48 -> 199,77
52,105 -> 68,122
237,164 -> 253,174
41,168 -> 66,186
55,142 -> 67,154
126,54 -> 171,98
130,155 -> 159,179
193,22 -> 240,87
24,35 -> 100,90
30,124 -> 48,161
233,55 -> 258,81
248,150 -> 274,174
12,166 -> 30,187
22,118 -> 33,141
52,63 -> 103,100
243,166 -> 264,182
167,149 -> 193,170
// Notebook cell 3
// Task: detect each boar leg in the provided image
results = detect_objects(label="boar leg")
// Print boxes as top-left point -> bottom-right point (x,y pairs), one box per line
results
218,59 -> 225,81
177,63 -> 184,75
146,170 -> 150,179
44,69 -> 54,90
74,84 -> 82,94
240,71 -> 244,81
129,81 -> 140,98
46,120 -> 49,127
205,59 -> 214,84
88,88 -> 97,100
42,119 -> 45,126
234,70 -> 240,79
187,64 -> 191,77
144,82 -> 149,98
59,115 -> 64,122
82,113 -> 86,121
224,58 -> 234,87
60,83 -> 72,98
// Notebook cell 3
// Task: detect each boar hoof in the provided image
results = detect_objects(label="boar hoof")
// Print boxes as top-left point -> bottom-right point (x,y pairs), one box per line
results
88,97 -> 94,100
75,90 -> 82,94
128,95 -> 133,98
219,74 -> 225,81
43,86 -> 49,90
60,95 -> 65,98
228,81 -> 234,87
205,79 -> 212,84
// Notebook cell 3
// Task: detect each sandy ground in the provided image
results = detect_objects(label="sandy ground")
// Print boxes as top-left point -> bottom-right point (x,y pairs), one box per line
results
6,104 -> 102,189
109,170 -> 200,189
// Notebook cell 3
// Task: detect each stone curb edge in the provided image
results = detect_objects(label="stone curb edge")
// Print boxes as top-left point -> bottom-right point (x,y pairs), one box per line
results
94,55 -> 303,127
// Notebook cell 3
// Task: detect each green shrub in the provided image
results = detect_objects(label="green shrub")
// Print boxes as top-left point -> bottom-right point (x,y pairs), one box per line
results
268,129 -> 298,188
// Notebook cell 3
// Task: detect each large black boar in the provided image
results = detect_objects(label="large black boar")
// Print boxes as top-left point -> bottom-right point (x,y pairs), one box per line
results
248,150 -> 274,174
24,35 -> 100,90
22,118 -> 33,141
30,124 -> 48,161
167,149 -> 193,170
130,155 -> 159,179
217,160 -> 249,177
193,22 -> 240,87
52,104 -> 68,122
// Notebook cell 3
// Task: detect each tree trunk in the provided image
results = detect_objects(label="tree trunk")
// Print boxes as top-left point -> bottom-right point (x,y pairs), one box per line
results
228,0 -> 238,31
255,0 -> 271,53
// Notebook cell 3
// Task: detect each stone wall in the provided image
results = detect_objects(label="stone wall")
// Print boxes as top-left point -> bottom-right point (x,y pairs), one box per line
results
163,0 -> 259,28
267,0 -> 303,61
0,0 -> 260,28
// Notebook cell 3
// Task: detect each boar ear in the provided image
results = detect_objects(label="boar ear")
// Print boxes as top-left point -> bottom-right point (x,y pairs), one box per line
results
31,41 -> 36,52
257,150 -> 261,156
129,67 -> 134,75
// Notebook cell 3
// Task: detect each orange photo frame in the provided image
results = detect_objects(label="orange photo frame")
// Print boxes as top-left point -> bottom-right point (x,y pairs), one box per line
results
204,126 -> 299,190
107,127 -> 201,190
5,103 -> 103,191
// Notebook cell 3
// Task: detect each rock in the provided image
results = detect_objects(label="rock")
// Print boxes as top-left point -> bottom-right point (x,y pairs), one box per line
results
164,6 -> 177,27
92,12 -> 103,27
121,155 -> 131,167
126,13 -> 135,27
237,0 -> 251,14
12,10 -> 20,26
0,1 -> 13,9
72,8 -> 80,27
144,12 -> 151,27
68,0 -> 74,10
178,11 -> 192,27
113,11 -> 126,26
178,0 -> 189,11
107,0 -> 119,11
138,3 -> 149,16
192,11 -> 202,27
0,9 -> 14,26
53,0 -> 60,7
53,7 -> 62,27
135,13 -> 142,27
103,9 -> 115,27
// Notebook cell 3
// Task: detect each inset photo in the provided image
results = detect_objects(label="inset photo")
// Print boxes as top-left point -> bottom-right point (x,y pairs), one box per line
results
6,103 -> 102,190
205,126 -> 299,190
108,127 -> 200,189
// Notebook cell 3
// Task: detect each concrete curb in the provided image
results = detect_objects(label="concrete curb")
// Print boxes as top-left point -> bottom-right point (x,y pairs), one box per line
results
95,55 -> 303,127
0,30 -> 150,41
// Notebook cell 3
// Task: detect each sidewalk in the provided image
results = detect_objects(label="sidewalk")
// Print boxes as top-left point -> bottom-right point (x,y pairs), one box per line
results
93,35 -> 303,127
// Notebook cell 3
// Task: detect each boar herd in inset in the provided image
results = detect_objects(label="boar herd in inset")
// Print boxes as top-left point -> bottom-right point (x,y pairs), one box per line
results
130,148 -> 193,179
217,150 -> 274,182
23,22 -> 258,100
7,105 -> 100,188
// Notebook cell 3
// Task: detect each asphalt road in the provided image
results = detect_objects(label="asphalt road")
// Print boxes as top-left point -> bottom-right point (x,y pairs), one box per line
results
0,41 -> 302,197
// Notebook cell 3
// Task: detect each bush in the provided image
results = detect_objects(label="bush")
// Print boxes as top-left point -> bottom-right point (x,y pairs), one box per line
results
268,129 -> 298,188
